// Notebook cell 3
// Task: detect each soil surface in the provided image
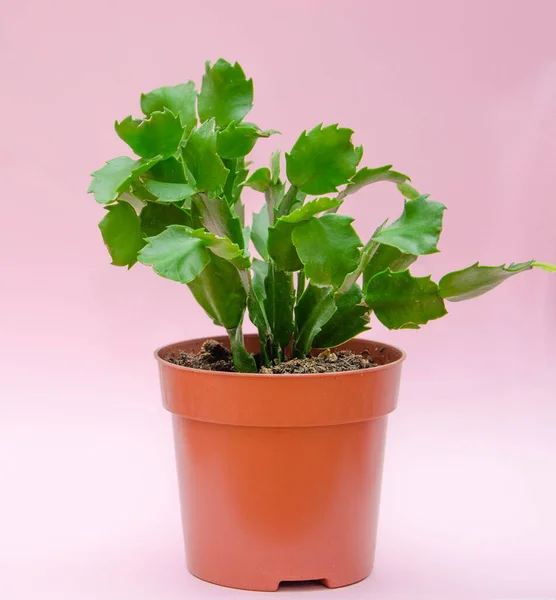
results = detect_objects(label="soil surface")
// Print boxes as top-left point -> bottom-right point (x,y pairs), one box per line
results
166,340 -> 236,372
166,340 -> 376,374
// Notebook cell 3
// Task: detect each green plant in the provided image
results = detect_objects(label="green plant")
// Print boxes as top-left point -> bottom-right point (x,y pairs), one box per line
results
88,59 -> 555,372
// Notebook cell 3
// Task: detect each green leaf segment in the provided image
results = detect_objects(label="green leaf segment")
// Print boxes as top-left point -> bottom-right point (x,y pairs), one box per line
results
115,109 -> 184,159
286,124 -> 362,195
88,58 -> 556,371
141,82 -> 197,132
439,261 -> 535,302
198,59 -> 254,128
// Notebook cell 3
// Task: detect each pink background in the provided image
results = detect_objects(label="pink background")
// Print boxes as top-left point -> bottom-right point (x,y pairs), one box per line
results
2,0 -> 555,598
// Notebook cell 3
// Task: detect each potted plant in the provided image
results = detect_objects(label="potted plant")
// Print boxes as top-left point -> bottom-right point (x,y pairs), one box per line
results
88,59 -> 555,591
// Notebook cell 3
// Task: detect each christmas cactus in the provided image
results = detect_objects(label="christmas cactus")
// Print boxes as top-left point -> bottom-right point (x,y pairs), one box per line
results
88,59 -> 555,372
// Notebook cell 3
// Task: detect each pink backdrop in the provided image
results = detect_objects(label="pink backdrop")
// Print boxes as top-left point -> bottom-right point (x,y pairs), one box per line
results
2,0 -> 555,598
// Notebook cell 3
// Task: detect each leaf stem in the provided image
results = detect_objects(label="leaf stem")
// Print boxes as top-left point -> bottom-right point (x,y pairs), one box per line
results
296,271 -> 306,302
532,261 -> 556,272
264,188 -> 275,226
277,185 -> 298,217
222,158 -> 238,205
336,239 -> 379,295
324,190 -> 346,215
324,188 -> 348,215
293,285 -> 335,358
227,324 -> 257,373
336,220 -> 388,295
258,335 -> 272,367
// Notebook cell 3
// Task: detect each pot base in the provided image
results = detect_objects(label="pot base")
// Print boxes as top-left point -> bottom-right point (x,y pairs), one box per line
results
189,567 -> 372,592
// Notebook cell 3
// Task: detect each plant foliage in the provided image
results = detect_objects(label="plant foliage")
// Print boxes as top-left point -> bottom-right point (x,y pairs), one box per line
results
88,58 -> 555,372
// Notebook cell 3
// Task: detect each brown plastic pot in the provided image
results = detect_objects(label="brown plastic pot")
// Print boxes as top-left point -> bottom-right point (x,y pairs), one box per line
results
156,334 -> 405,592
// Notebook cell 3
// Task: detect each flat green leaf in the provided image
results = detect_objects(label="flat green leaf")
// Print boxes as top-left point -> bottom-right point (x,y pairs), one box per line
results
140,202 -> 191,237
372,195 -> 446,255
293,284 -> 337,357
439,261 -> 536,302
142,207 -> 247,267
268,197 -> 343,271
181,120 -> 229,198
264,264 -> 295,348
144,181 -> 196,203
251,258 -> 268,301
286,124 -> 363,195
187,254 -> 246,329
128,181 -> 156,202
251,204 -> 270,260
198,59 -> 254,128
98,201 -> 145,268
313,284 -> 370,348
243,167 -> 271,192
217,122 -> 278,159
292,214 -> 362,288
138,224 -> 210,283
268,221 -> 302,271
140,81 -> 197,132
366,269 -> 447,329
146,157 -> 187,183
115,109 -> 184,159
341,165 -> 410,198
192,193 -> 244,248
247,258 -> 271,336
363,244 -> 417,291
187,228 -> 249,268
88,156 -> 161,204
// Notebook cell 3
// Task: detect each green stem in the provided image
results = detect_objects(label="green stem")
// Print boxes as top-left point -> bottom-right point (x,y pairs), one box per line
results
264,261 -> 294,364
292,285 -> 336,358
325,191 -> 345,215
277,185 -> 298,217
532,261 -> 556,272
227,325 -> 257,373
271,342 -> 284,364
258,335 -> 271,368
336,239 -> 379,295
222,158 -> 238,206
296,271 -> 306,302
264,188 -> 276,226
324,186 -> 350,215
244,268 -> 273,367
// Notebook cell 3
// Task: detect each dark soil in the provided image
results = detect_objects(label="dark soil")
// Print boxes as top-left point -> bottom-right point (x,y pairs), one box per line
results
166,339 -> 236,372
166,340 -> 376,374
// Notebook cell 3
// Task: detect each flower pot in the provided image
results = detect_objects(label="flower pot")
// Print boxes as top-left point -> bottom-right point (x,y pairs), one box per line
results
156,334 -> 405,592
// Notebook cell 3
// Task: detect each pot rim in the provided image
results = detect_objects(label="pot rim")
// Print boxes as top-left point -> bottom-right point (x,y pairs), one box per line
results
154,334 -> 406,379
